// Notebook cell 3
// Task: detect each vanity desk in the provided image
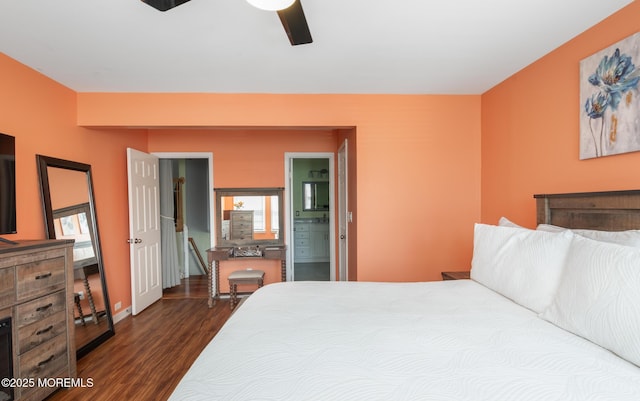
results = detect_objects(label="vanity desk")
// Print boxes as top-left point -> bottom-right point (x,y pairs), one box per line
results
206,245 -> 286,308
207,188 -> 287,308
211,187 -> 287,308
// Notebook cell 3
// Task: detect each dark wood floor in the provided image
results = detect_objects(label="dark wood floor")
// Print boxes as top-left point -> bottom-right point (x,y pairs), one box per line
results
162,274 -> 210,299
47,276 -> 231,401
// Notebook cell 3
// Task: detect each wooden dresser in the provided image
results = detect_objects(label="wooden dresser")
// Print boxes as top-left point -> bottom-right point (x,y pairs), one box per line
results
0,240 -> 76,401
229,211 -> 254,240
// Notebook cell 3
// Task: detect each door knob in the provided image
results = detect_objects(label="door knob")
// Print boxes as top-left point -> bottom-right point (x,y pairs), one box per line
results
127,238 -> 143,244
340,234 -> 345,239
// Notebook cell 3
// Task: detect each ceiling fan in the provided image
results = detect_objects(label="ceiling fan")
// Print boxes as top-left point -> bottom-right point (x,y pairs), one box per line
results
141,0 -> 313,46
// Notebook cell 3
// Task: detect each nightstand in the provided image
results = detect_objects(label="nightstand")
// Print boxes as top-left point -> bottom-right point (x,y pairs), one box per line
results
441,271 -> 471,280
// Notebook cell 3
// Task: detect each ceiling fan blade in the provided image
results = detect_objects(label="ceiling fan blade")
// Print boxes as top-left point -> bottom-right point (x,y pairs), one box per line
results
142,0 -> 191,12
277,0 -> 312,46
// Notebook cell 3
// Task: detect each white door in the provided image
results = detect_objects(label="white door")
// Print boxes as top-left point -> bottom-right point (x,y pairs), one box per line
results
338,140 -> 349,281
127,148 -> 162,315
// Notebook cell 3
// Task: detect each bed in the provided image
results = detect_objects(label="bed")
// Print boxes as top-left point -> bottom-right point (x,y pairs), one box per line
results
168,190 -> 640,400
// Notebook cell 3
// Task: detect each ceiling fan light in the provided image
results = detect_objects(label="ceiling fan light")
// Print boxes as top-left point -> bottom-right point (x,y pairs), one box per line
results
246,0 -> 295,11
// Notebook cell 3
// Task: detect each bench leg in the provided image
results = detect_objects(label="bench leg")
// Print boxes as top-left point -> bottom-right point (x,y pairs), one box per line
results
229,276 -> 264,310
230,282 -> 237,310
74,293 -> 86,326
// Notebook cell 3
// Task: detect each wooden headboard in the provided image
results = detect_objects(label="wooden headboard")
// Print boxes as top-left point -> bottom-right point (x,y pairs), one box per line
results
534,190 -> 640,231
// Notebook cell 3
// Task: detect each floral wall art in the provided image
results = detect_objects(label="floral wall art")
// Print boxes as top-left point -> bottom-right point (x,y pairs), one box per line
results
580,32 -> 640,159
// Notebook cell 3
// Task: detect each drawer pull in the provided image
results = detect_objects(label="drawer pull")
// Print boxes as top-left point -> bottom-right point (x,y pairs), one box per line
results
37,354 -> 55,367
35,272 -> 52,280
36,325 -> 54,336
36,303 -> 53,312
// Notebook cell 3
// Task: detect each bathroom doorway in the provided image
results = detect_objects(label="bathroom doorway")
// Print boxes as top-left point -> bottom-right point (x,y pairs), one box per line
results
285,153 -> 335,281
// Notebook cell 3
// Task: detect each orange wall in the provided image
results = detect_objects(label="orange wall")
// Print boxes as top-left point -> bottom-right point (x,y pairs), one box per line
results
81,95 -> 482,284
147,128 -> 337,187
0,54 -> 147,317
481,1 -> 640,228
148,128 -> 339,287
48,167 -> 89,208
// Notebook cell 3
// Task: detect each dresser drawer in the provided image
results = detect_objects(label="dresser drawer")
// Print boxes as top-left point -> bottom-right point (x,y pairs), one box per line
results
295,247 -> 310,258
231,225 -> 253,233
18,332 -> 68,379
295,238 -> 309,247
0,267 -> 15,308
231,224 -> 253,234
263,248 -> 285,259
15,290 -> 66,328
231,211 -> 253,222
294,231 -> 309,239
16,256 -> 66,301
18,310 -> 67,354
294,224 -> 309,232
231,227 -> 253,240
231,220 -> 253,231
209,249 -> 231,261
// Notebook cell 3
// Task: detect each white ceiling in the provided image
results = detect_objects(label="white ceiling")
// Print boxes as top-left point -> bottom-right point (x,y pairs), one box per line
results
0,0 -> 633,94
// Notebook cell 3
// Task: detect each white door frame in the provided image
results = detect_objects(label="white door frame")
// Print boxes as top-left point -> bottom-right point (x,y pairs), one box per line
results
152,152 -> 215,280
284,152 -> 336,281
337,140 -> 349,281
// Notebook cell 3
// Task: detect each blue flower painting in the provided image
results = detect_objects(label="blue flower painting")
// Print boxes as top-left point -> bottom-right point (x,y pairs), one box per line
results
580,32 -> 640,159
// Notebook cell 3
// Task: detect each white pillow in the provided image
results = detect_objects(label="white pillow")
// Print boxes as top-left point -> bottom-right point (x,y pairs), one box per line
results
540,235 -> 640,367
498,216 -> 523,228
470,224 -> 573,313
537,224 -> 640,247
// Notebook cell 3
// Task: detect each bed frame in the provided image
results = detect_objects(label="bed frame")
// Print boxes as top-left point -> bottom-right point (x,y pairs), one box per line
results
534,189 -> 640,231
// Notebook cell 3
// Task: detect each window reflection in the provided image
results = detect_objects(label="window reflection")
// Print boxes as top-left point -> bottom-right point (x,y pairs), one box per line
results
220,195 -> 279,239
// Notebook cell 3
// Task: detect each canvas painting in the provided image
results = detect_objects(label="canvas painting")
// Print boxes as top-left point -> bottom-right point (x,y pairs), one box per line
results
580,32 -> 640,159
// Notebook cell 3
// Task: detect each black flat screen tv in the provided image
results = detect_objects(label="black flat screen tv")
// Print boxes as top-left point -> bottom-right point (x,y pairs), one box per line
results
0,133 -> 16,235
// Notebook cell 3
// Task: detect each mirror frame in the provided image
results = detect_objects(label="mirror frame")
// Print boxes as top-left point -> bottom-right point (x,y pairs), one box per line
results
215,187 -> 285,247
36,155 -> 114,359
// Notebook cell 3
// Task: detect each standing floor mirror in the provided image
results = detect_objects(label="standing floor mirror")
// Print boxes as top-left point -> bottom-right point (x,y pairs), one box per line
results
36,155 -> 114,359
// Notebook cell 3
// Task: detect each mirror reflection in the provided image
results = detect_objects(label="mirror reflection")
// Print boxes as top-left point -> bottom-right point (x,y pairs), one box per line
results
37,155 -> 114,359
302,181 -> 330,211
53,203 -> 96,264
215,188 -> 284,247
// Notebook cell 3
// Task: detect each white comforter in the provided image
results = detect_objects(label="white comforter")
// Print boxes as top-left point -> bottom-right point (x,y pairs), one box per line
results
169,280 -> 640,400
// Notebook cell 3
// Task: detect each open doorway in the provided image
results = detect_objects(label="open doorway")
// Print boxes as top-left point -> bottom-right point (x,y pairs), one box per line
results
154,152 -> 214,297
285,153 -> 335,281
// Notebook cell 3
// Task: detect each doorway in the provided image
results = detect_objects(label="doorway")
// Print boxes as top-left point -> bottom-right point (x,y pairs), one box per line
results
153,152 -> 214,295
285,153 -> 335,282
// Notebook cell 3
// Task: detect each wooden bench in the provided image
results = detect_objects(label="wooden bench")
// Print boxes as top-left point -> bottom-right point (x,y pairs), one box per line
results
228,269 -> 265,310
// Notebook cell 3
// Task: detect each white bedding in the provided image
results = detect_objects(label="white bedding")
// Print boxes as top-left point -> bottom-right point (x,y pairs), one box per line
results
169,280 -> 640,401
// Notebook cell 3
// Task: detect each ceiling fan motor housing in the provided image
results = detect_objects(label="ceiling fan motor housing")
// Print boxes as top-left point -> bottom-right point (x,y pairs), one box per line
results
141,0 -> 312,46
142,0 -> 191,12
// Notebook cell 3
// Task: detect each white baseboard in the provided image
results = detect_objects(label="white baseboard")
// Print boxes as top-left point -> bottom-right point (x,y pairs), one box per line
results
112,306 -> 132,324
